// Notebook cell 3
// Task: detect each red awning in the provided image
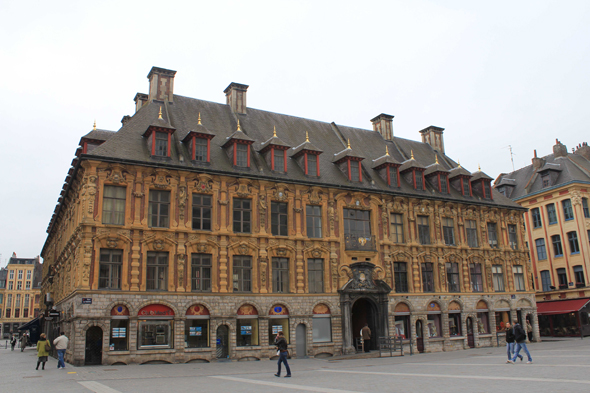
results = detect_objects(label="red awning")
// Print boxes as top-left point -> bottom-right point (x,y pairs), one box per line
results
537,298 -> 590,315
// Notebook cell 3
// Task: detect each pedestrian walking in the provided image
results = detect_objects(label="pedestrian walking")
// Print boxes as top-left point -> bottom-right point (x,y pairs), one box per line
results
526,319 -> 533,342
36,333 -> 51,370
505,322 -> 522,362
20,333 -> 28,351
274,331 -> 291,378
53,331 -> 69,369
10,335 -> 17,351
361,324 -> 371,352
508,320 -> 533,364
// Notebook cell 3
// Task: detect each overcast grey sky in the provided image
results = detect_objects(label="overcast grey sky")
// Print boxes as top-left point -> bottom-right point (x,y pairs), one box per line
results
1,0 -> 589,266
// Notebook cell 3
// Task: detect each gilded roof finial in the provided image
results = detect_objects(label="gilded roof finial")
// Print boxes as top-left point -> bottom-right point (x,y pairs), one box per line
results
478,163 -> 481,171
458,160 -> 462,168
93,120 -> 96,131
237,119 -> 241,131
198,113 -> 202,125
411,150 -> 415,160
347,139 -> 351,149
385,146 -> 389,156
435,154 -> 439,164
305,130 -> 309,142
158,106 -> 163,120
273,126 -> 277,137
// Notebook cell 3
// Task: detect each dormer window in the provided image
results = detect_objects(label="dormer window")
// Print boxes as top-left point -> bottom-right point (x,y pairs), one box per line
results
259,127 -> 290,174
195,138 -> 208,162
155,132 -> 169,157
291,131 -> 323,177
306,154 -> 319,176
273,149 -> 285,172
415,170 -> 424,190
388,167 -> 398,186
372,146 -> 400,188
349,160 -> 360,182
440,174 -> 448,193
470,167 -> 493,200
332,139 -> 364,183
542,173 -> 550,188
182,114 -> 215,163
236,143 -> 249,167
462,178 -> 471,196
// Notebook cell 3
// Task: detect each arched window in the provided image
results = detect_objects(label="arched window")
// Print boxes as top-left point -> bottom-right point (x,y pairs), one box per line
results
448,301 -> 462,336
137,304 -> 175,349
110,305 -> 129,351
185,304 -> 210,348
476,300 -> 490,334
268,305 -> 289,344
237,304 -> 259,346
394,303 -> 410,340
426,302 -> 441,338
312,304 -> 331,343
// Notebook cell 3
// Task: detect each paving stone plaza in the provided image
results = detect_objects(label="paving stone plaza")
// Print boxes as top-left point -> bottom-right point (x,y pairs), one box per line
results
2,337 -> 589,392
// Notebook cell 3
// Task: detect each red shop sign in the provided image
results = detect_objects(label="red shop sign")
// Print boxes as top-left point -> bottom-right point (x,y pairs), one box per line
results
138,304 -> 175,317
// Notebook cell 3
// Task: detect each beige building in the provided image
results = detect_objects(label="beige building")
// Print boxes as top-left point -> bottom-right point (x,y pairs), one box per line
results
0,253 -> 42,339
495,140 -> 590,337
40,67 -> 536,366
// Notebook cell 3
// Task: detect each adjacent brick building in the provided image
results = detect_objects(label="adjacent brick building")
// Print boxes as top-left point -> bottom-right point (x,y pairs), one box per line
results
40,67 -> 537,366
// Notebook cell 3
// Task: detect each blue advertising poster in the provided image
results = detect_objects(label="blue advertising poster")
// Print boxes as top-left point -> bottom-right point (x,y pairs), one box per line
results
189,326 -> 202,336
241,325 -> 252,335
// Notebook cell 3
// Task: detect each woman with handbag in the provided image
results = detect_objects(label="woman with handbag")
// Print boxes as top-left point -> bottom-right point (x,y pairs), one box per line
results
273,331 -> 291,378
36,333 -> 51,370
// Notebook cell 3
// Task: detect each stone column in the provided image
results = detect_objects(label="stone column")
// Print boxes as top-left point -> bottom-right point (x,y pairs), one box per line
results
341,297 -> 354,354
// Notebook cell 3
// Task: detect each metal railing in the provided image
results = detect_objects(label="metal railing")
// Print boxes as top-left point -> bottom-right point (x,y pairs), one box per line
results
378,336 -> 405,357
344,234 -> 377,251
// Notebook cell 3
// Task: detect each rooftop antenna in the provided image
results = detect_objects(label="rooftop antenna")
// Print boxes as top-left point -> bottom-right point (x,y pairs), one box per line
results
506,145 -> 515,171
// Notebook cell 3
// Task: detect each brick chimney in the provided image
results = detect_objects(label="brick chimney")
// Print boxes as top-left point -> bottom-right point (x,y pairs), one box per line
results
224,82 -> 249,114
532,149 -> 545,169
419,126 -> 445,153
371,113 -> 394,140
553,139 -> 568,158
574,142 -> 590,160
134,93 -> 148,112
147,67 -> 177,103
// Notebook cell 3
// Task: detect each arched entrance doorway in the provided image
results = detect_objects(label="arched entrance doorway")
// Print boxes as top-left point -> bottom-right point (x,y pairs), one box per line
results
216,325 -> 229,359
296,324 -> 307,358
85,326 -> 103,365
339,262 -> 391,354
466,317 -> 475,348
351,298 -> 378,351
416,320 -> 424,353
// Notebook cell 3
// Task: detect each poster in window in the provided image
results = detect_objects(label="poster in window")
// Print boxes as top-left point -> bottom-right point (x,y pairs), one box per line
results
189,326 -> 202,336
118,327 -> 126,338
241,325 -> 252,335
272,325 -> 282,334
112,328 -> 119,338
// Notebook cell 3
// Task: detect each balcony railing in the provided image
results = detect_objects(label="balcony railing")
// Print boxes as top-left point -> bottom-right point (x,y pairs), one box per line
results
344,233 -> 377,251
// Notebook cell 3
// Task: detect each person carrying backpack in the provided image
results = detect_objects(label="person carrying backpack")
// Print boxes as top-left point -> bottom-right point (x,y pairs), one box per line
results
274,331 -> 291,378
508,320 -> 533,364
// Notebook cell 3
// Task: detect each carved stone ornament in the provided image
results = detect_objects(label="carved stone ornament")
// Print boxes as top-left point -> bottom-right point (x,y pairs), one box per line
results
153,239 -> 165,251
276,247 -> 288,257
194,175 -> 213,193
197,243 -> 209,253
571,190 -> 582,206
177,253 -> 186,263
237,244 -> 249,255
272,184 -> 289,201
236,180 -> 252,198
106,166 -> 127,184
152,170 -> 171,189
106,237 -> 119,248
311,249 -> 322,258
133,191 -> 144,198
178,185 -> 188,220
308,187 -> 323,205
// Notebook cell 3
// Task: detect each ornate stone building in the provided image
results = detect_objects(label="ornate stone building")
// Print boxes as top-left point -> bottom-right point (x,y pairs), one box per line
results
40,67 -> 537,366
496,140 -> 590,337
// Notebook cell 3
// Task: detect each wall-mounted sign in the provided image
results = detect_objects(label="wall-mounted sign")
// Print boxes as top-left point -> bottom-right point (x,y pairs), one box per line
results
138,304 -> 175,317
82,298 -> 92,304
272,325 -> 282,334
189,326 -> 202,336
241,326 -> 252,335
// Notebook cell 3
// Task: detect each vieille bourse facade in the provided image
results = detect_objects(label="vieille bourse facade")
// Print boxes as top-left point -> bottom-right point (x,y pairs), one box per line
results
40,66 -> 538,366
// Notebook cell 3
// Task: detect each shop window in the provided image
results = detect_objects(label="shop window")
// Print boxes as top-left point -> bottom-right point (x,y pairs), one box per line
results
110,305 -> 130,351
148,190 -> 170,228
446,262 -> 460,292
271,202 -> 288,236
536,238 -> 547,260
308,258 -> 324,294
390,213 -> 404,243
531,208 -> 542,228
191,254 -> 211,292
466,220 -> 478,247
102,186 -> 126,225
192,194 -> 212,231
492,265 -> 505,292
99,249 -> 123,289
237,304 -> 259,346
427,314 -> 441,338
557,268 -> 568,289
394,262 -> 408,293
546,204 -> 557,224
442,218 -> 455,246
513,265 -> 525,291
540,270 -> 552,291
417,215 -> 430,245
146,252 -> 168,291
552,235 -> 564,256
138,320 -> 173,349
567,231 -> 580,254
185,304 -> 210,348
449,313 -> 462,336
394,315 -> 410,340
477,309 -> 490,334
233,256 -> 252,292
487,223 -> 498,248
508,225 -> 518,250
562,199 -> 574,221
268,305 -> 289,345
312,304 -> 332,343
495,311 -> 510,332
421,263 -> 434,292
574,265 -> 586,288
272,257 -> 289,293
306,205 -> 322,238
470,263 -> 483,292
233,198 -> 251,233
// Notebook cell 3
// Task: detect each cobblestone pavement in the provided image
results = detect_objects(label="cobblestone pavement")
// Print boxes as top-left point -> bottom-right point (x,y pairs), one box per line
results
2,338 -> 590,393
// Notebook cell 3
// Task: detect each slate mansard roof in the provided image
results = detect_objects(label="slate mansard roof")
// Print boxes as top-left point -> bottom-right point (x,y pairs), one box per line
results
495,141 -> 590,200
45,70 -> 525,240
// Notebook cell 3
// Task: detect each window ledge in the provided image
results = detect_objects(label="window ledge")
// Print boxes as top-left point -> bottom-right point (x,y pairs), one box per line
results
107,350 -> 130,355
478,334 -> 493,337
450,336 -> 465,340
428,337 -> 444,341
236,346 -> 262,350
185,347 -> 212,352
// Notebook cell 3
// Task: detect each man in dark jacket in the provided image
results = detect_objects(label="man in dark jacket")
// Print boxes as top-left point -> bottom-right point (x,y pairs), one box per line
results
505,322 -> 522,362
508,321 -> 533,364
274,331 -> 291,378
